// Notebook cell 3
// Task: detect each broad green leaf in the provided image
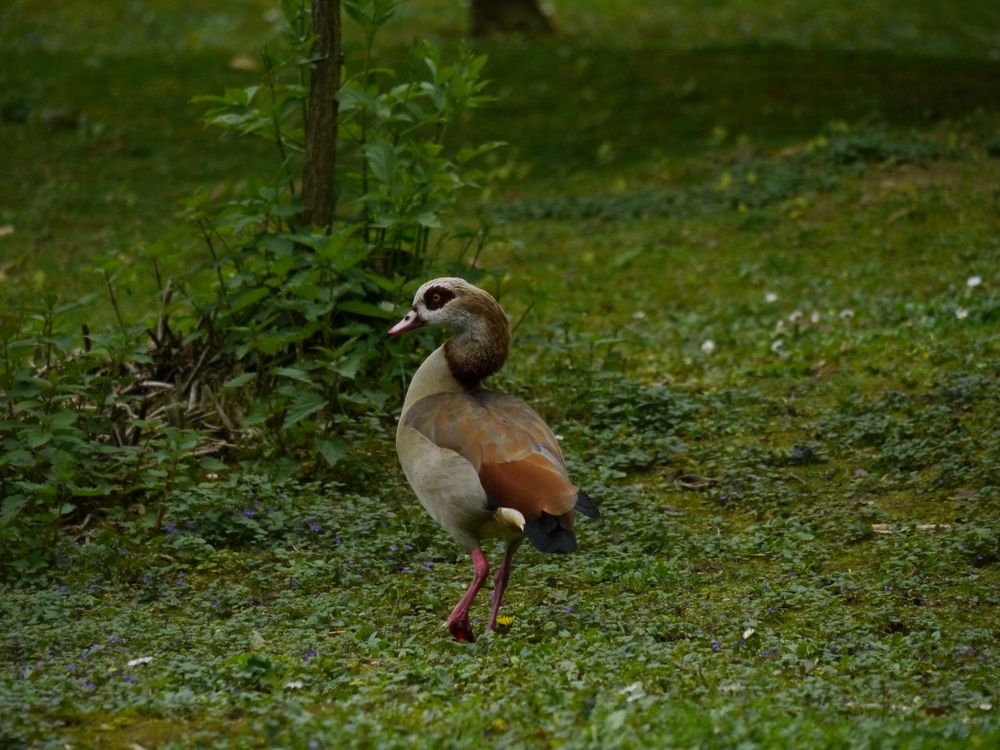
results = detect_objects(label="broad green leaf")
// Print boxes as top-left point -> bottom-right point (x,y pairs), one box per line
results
283,391 -> 327,429
337,300 -> 396,319
457,141 -> 507,163
415,211 -> 442,229
262,234 -> 295,257
199,457 -> 227,472
315,437 -> 349,467
365,141 -> 398,184
0,495 -> 29,526
2,450 -> 34,467
274,367 -> 313,384
50,411 -> 79,430
331,352 -> 363,381
25,428 -> 53,449
233,287 -> 270,312
222,372 -> 257,390
314,231 -> 372,272
254,335 -> 281,356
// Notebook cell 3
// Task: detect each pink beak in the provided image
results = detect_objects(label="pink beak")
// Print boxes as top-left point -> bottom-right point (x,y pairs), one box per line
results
388,309 -> 424,336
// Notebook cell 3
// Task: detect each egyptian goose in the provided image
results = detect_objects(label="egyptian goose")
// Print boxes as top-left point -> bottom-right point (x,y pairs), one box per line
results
389,277 -> 599,642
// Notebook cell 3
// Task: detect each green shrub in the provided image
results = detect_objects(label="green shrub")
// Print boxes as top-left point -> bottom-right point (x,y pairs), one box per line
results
0,0 -> 501,576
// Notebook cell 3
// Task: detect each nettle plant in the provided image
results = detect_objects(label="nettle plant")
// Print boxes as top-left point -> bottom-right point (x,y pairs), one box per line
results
178,0 -> 500,454
0,0 -> 501,573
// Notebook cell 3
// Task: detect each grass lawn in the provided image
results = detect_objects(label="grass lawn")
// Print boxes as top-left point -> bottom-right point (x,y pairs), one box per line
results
2,1 -> 999,747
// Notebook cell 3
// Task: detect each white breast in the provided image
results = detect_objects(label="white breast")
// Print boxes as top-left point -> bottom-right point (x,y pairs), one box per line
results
396,423 -> 489,551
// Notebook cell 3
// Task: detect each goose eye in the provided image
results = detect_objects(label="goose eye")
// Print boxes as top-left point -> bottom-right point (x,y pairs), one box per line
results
424,286 -> 454,310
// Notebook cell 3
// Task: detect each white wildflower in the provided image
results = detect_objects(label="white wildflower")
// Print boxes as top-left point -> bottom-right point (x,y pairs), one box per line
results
764,292 -> 778,303
126,656 -> 153,667
701,339 -> 717,354
967,275 -> 982,288
620,682 -> 645,703
770,339 -> 783,352
788,309 -> 804,322
810,311 -> 821,324
955,307 -> 969,320
632,310 -> 647,320
742,627 -> 755,640
284,680 -> 304,690
839,308 -> 854,319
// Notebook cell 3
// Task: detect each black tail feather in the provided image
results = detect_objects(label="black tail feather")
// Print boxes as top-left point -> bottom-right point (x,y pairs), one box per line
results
574,490 -> 600,518
524,512 -> 577,554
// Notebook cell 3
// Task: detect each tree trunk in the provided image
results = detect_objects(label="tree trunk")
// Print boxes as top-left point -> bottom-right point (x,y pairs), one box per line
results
471,0 -> 553,37
302,0 -> 342,230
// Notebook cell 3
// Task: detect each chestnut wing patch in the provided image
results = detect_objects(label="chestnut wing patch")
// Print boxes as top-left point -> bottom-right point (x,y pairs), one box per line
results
402,391 -> 577,520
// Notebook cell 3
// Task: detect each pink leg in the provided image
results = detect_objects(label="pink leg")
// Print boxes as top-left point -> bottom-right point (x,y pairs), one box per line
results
487,540 -> 521,631
445,548 -> 489,642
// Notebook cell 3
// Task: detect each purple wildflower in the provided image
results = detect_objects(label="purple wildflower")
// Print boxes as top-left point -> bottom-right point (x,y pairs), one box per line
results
711,640 -> 720,651
58,585 -> 68,595
66,664 -> 76,671
165,523 -> 176,533
422,560 -> 434,570
308,520 -> 321,533
124,674 -> 137,684
241,508 -> 255,518
303,649 -> 317,662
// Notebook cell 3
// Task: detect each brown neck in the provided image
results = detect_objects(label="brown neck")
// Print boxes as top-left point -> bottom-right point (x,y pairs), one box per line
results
443,293 -> 511,388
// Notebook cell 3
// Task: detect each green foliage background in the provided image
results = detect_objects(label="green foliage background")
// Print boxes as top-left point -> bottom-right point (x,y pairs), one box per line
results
2,0 -> 999,747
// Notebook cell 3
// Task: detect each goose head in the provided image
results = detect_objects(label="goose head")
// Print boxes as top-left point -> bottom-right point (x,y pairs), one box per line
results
388,277 -> 489,335
389,277 -> 511,386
